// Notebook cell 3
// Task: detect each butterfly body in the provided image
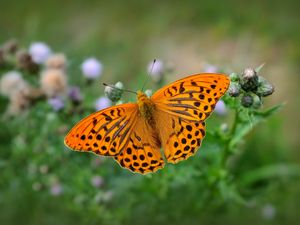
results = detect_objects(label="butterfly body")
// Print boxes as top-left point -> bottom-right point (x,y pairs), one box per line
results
65,73 -> 230,174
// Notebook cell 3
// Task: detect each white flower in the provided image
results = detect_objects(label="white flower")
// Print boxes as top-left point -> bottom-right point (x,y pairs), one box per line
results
203,64 -> 218,73
0,71 -> 28,97
147,59 -> 164,82
81,57 -> 103,79
262,204 -> 276,220
95,96 -> 112,111
214,100 -> 227,116
29,42 -> 52,64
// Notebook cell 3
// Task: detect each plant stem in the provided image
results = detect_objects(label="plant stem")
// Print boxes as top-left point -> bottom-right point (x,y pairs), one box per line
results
221,108 -> 239,167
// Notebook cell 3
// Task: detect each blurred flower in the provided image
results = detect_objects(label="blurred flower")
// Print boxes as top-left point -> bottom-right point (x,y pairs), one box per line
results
241,94 -> 253,108
39,164 -> 49,174
32,182 -> 42,191
29,42 -> 52,64
91,175 -> 104,188
91,157 -> 104,168
40,69 -> 67,98
214,100 -> 227,116
81,57 -> 103,79
203,63 -> 218,73
228,82 -> 240,97
48,97 -> 65,111
145,89 -> 153,97
95,96 -> 112,111
46,53 -> 67,70
148,59 -> 164,82
3,39 -> 18,54
50,183 -> 63,196
16,49 -> 39,73
220,123 -> 229,132
240,68 -> 259,91
104,81 -> 123,102
0,71 -> 28,97
102,190 -> 114,202
255,76 -> 274,97
261,204 -> 276,220
68,86 -> 83,104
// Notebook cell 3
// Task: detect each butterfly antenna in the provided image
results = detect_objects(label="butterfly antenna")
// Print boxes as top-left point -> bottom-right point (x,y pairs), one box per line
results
141,59 -> 156,91
102,83 -> 137,95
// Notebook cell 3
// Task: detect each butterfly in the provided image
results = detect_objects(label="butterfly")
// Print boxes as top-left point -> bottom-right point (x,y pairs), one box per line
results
64,73 -> 230,174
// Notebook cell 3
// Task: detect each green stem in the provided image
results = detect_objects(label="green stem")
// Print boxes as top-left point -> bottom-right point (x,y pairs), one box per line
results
221,108 -> 239,167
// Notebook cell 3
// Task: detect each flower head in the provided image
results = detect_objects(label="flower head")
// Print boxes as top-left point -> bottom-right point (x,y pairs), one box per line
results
81,57 -> 103,79
91,175 -> 104,188
240,68 -> 259,91
104,81 -> 124,102
29,42 -> 52,64
48,97 -> 65,111
68,86 -> 83,104
148,59 -> 164,82
0,71 -> 28,97
46,53 -> 67,70
203,63 -> 218,73
95,96 -> 112,111
40,69 -> 67,98
241,94 -> 253,108
50,183 -> 63,196
214,100 -> 227,116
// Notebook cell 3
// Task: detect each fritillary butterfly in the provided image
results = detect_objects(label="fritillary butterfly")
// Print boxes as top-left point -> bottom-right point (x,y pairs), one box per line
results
64,73 -> 230,174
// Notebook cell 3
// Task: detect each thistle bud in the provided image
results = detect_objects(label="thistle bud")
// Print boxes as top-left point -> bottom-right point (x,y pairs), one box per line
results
241,94 -> 253,108
228,82 -> 240,97
3,39 -> 18,54
255,76 -> 274,97
229,72 -> 239,82
240,68 -> 259,91
252,94 -> 262,109
104,82 -> 124,102
16,49 -> 39,73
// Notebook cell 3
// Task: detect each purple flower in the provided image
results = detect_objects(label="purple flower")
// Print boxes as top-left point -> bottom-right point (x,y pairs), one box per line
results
91,175 -> 104,188
48,97 -> 65,111
95,96 -> 112,111
148,59 -> 164,82
50,183 -> 63,196
29,42 -> 52,64
203,64 -> 218,73
214,100 -> 227,116
68,86 -> 83,103
81,57 -> 103,79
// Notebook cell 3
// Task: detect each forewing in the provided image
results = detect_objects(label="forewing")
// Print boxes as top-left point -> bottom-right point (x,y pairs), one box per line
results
151,73 -> 230,121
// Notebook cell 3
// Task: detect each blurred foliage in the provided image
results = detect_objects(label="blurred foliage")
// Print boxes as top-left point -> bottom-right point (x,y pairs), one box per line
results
1,1 -> 300,225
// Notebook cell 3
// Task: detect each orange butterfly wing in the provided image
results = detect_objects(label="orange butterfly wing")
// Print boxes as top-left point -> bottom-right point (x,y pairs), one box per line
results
64,103 -> 139,156
151,73 -> 230,164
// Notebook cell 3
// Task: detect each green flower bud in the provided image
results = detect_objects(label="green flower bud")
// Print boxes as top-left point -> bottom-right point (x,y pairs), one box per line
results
241,94 -> 253,108
240,68 -> 259,91
145,89 -> 153,97
229,72 -> 239,82
104,82 -> 124,102
228,82 -> 240,97
255,76 -> 274,97
252,94 -> 262,109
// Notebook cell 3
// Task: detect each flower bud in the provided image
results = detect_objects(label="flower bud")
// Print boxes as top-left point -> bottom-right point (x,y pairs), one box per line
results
255,76 -> 274,97
145,89 -> 153,97
229,72 -> 239,82
16,49 -> 39,73
104,82 -> 123,102
241,94 -> 253,108
228,82 -> 240,97
240,68 -> 259,91
68,86 -> 83,105
3,39 -> 18,54
252,94 -> 262,109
